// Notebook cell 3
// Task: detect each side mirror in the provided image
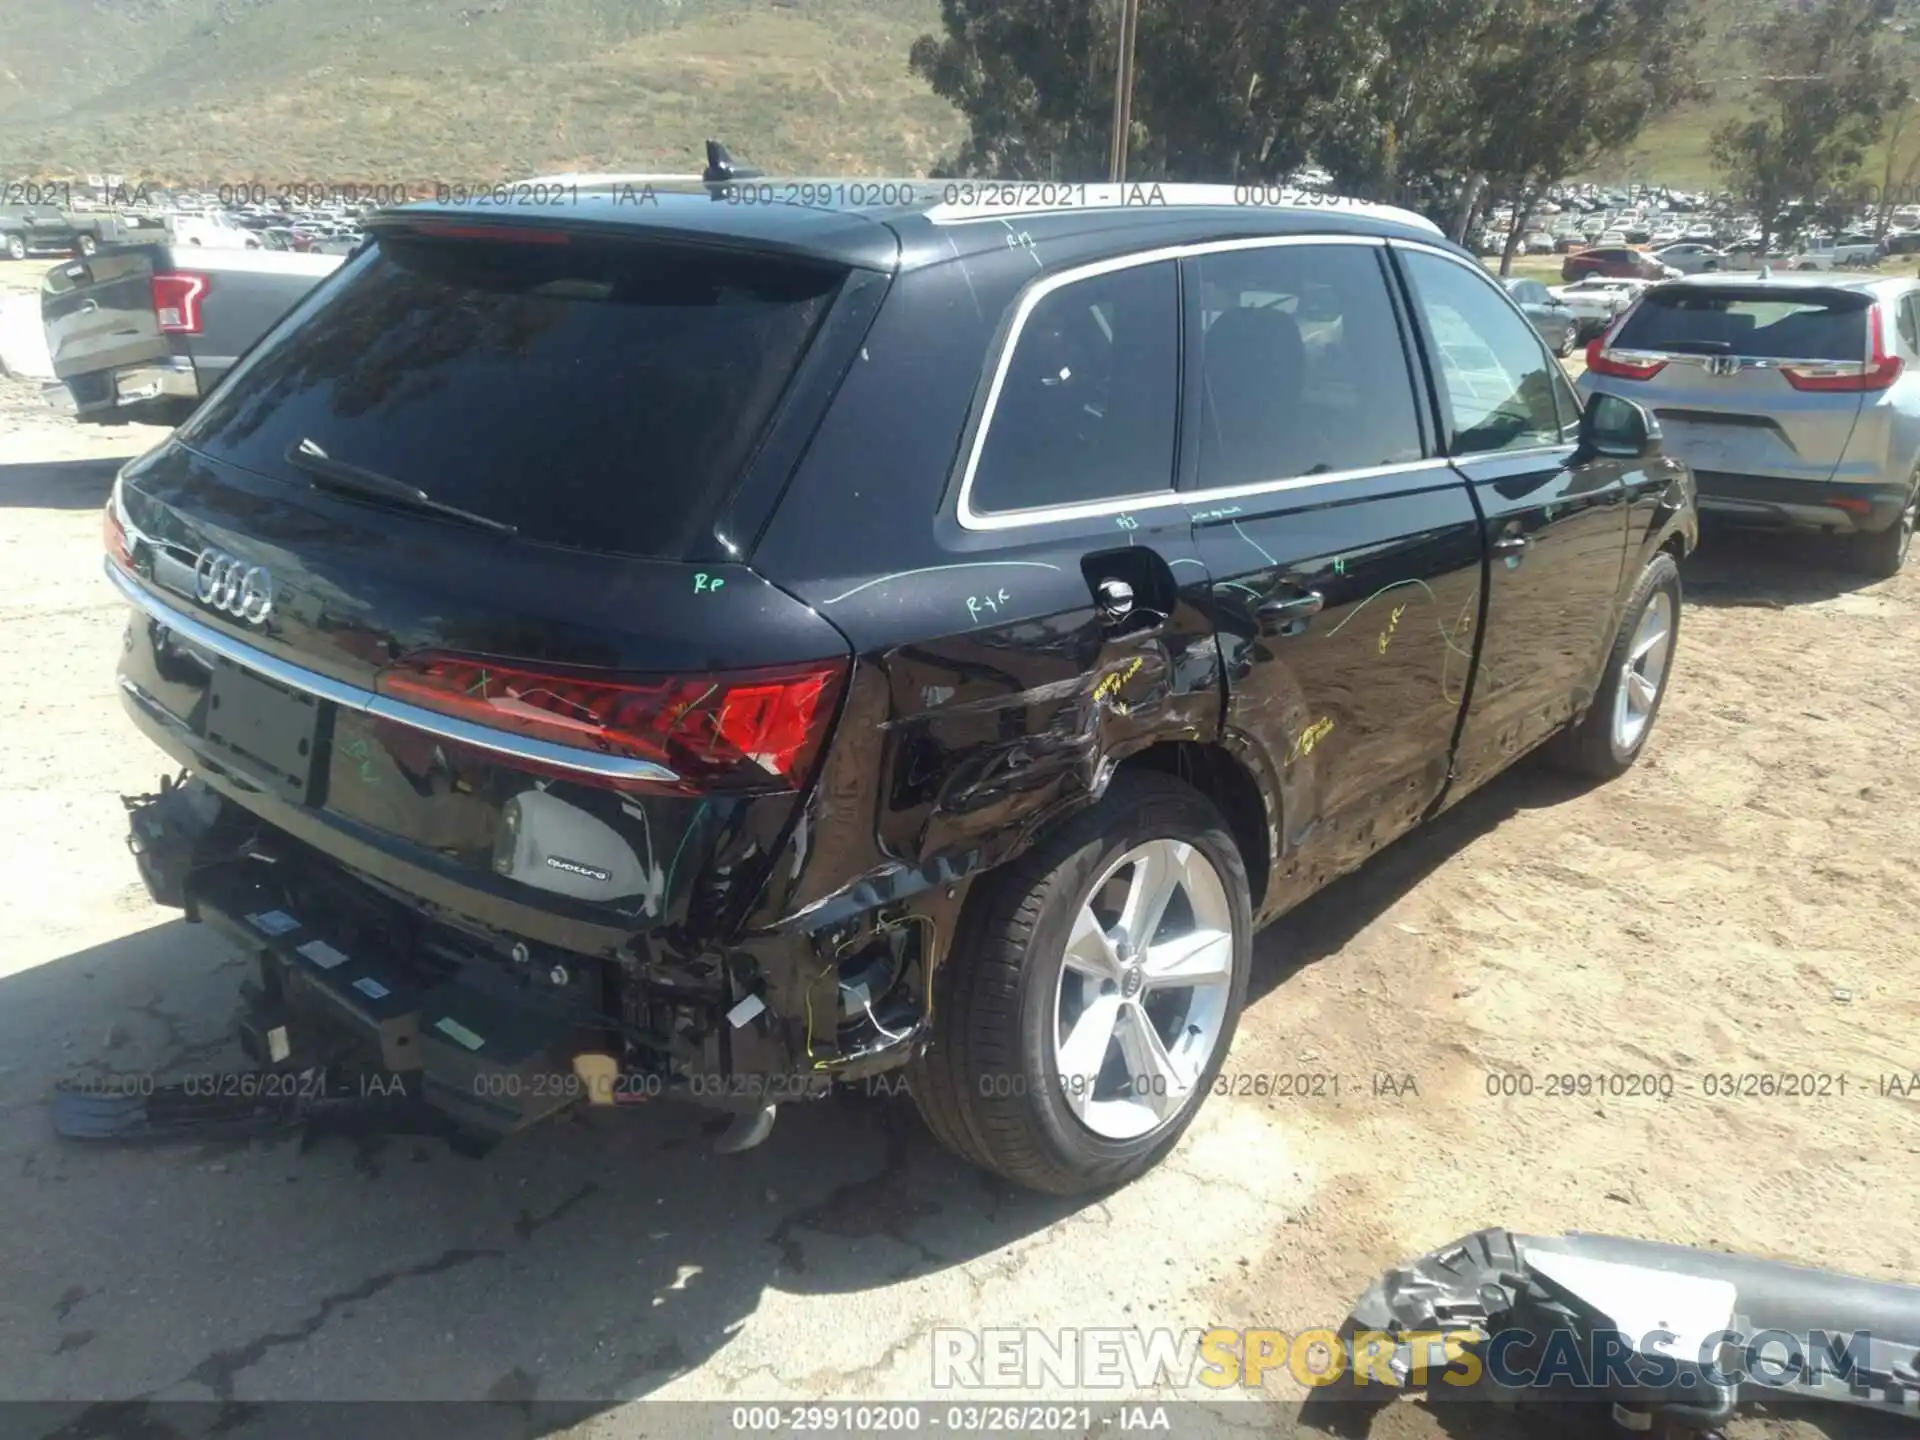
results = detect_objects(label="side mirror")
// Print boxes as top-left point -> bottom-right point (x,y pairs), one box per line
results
1580,391 -> 1662,460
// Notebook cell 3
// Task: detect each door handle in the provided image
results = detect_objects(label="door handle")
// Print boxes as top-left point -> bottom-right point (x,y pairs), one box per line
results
1256,590 -> 1324,635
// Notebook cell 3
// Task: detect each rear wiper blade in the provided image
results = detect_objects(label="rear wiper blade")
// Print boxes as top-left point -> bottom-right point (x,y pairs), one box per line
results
284,439 -> 518,537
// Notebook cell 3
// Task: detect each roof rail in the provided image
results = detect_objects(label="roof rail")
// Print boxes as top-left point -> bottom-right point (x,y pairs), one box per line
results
921,182 -> 1443,236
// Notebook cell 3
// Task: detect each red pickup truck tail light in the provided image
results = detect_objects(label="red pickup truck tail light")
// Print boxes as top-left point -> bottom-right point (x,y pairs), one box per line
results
151,272 -> 209,334
1781,306 -> 1904,393
373,653 -> 849,794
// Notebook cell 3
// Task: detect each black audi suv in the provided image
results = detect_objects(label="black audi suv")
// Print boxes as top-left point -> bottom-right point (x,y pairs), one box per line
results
101,173 -> 1694,1192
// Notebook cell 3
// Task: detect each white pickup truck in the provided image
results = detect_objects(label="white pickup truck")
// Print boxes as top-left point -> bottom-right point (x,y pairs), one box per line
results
1790,233 -> 1883,270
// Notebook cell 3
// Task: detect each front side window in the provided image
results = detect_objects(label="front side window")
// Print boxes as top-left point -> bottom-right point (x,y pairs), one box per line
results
1400,249 -> 1567,455
1187,243 -> 1425,488
970,260 -> 1179,515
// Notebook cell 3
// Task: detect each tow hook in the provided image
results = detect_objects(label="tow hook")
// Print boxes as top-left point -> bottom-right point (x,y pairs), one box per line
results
714,1104 -> 777,1154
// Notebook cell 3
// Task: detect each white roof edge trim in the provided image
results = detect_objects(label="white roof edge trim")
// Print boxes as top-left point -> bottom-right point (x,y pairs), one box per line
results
922,182 -> 1443,236
512,172 -> 707,188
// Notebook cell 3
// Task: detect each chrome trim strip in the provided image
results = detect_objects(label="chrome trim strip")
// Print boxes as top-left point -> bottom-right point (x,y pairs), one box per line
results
104,559 -> 683,785
955,234 -> 1394,532
119,676 -> 193,733
105,560 -> 370,708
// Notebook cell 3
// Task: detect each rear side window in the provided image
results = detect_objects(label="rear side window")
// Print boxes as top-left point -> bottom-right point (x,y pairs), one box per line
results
1400,249 -> 1568,455
1613,289 -> 1868,362
174,230 -> 846,558
970,260 -> 1179,514
1187,243 -> 1424,487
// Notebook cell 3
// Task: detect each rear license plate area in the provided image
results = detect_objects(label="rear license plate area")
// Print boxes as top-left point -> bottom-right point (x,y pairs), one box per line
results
202,661 -> 321,804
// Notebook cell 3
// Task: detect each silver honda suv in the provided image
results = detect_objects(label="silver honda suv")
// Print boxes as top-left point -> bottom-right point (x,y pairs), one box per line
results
1578,273 -> 1920,576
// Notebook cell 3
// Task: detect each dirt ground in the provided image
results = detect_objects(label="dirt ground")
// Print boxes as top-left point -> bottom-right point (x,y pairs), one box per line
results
0,255 -> 1915,1440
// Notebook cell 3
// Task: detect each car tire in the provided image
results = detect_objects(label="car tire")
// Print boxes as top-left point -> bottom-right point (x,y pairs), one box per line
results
74,235 -> 97,257
3,234 -> 24,261
1546,552 -> 1682,781
907,769 -> 1252,1195
1556,324 -> 1577,358
1847,481 -> 1917,578
1703,261 -> 1718,272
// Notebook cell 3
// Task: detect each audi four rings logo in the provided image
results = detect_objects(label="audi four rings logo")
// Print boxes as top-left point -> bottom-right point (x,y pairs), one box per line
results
1705,356 -> 1743,377
194,550 -> 274,624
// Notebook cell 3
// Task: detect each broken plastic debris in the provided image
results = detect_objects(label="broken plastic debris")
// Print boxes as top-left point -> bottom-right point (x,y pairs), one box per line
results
726,993 -> 767,1028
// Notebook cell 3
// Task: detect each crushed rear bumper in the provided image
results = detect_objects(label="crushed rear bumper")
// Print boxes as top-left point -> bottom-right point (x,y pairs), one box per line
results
118,774 -> 929,1140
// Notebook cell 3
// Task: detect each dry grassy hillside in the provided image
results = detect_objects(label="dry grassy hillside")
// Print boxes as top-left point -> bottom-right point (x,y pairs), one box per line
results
0,0 -> 965,182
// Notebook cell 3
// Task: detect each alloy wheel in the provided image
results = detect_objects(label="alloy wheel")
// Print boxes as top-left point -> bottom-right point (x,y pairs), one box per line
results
1612,590 -> 1674,753
1051,838 -> 1236,1141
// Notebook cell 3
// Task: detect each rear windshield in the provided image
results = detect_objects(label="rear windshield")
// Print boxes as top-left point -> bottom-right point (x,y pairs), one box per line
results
1612,289 -> 1867,362
175,229 -> 846,557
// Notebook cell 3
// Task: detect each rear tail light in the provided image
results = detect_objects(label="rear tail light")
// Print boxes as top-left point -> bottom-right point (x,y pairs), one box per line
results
1585,337 -> 1668,380
151,272 -> 208,334
374,653 -> 848,794
104,495 -> 132,570
1781,306 -> 1904,392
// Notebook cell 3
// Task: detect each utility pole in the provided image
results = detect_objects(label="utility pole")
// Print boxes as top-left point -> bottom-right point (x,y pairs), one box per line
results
1107,0 -> 1141,183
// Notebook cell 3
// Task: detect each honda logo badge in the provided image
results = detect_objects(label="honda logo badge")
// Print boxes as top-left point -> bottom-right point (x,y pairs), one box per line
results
1705,355 -> 1743,378
194,549 -> 274,625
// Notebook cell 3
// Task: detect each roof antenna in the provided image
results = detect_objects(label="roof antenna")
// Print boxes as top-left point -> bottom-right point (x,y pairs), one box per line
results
703,140 -> 764,185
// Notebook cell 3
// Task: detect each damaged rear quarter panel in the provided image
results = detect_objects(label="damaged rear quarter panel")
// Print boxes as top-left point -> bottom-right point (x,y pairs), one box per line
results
741,241 -> 1225,955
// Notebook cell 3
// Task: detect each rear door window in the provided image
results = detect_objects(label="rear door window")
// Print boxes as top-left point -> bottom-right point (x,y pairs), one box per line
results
969,259 -> 1179,514
1399,249 -> 1572,454
1185,242 -> 1425,487
1611,288 -> 1868,362
173,230 -> 848,558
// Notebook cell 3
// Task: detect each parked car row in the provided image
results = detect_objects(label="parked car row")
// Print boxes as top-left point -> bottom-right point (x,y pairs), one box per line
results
1482,175 -> 1908,274
0,192 -> 365,261
0,203 -> 168,259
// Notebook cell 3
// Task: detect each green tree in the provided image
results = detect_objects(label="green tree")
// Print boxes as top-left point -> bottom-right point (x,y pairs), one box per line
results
1470,0 -> 1704,275
1711,0 -> 1911,253
907,0 -> 1115,179
908,0 -> 1366,181
1311,0 -> 1513,214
